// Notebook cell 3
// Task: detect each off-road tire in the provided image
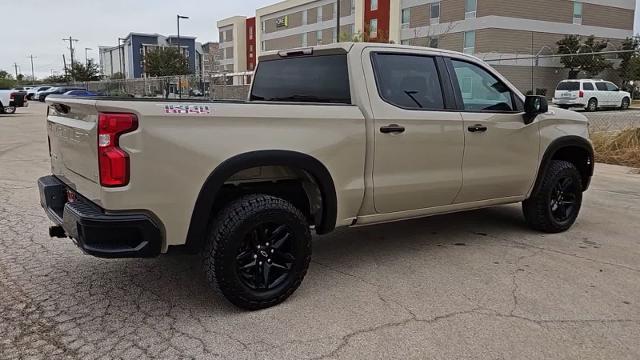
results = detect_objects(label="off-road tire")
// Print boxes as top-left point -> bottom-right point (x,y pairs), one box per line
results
523,160 -> 583,233
586,98 -> 598,112
202,194 -> 312,310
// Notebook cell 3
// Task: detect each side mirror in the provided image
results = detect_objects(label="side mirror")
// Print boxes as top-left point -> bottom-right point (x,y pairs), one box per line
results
523,95 -> 548,124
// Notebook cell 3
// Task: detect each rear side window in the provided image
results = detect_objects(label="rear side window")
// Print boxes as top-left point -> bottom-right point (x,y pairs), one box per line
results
582,82 -> 594,90
371,53 -> 445,110
557,81 -> 580,91
250,54 -> 351,104
595,82 -> 608,91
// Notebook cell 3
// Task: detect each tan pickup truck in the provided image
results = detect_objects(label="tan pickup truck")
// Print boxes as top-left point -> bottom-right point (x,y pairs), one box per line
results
39,43 -> 593,309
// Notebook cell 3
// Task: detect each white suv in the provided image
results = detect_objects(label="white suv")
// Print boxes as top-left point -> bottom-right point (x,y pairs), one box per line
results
553,79 -> 631,111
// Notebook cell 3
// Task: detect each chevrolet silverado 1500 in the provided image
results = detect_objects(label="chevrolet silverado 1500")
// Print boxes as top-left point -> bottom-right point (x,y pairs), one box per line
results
39,43 -> 593,309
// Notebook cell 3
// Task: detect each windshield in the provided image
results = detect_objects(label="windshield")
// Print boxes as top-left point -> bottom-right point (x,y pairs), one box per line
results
556,81 -> 580,91
250,54 -> 351,104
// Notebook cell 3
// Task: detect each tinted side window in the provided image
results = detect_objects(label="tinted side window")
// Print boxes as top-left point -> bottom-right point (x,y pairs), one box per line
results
606,82 -> 619,91
595,82 -> 608,91
582,82 -> 594,91
372,53 -> 445,110
557,82 -> 580,91
250,54 -> 351,104
451,59 -> 515,112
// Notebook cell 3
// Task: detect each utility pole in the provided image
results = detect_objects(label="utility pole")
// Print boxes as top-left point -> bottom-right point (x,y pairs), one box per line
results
177,14 -> 189,99
13,63 -> 20,85
27,55 -> 36,83
62,36 -> 79,80
63,54 -> 68,79
85,48 -> 92,66
336,0 -> 341,42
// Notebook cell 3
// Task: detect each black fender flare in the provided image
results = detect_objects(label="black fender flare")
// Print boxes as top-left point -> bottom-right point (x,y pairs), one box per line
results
186,150 -> 337,247
532,136 -> 594,194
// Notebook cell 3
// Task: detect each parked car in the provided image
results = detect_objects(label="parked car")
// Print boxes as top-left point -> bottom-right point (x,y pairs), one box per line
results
38,87 -> 86,102
39,43 -> 593,310
63,90 -> 97,97
553,79 -> 631,111
27,86 -> 51,100
0,89 -> 28,114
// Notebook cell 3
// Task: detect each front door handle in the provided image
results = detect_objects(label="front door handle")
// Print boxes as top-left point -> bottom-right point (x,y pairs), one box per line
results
380,124 -> 406,134
468,124 -> 488,133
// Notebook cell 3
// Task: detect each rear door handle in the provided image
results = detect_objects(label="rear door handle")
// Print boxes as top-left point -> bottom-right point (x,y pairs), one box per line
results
380,124 -> 406,134
468,124 -> 488,133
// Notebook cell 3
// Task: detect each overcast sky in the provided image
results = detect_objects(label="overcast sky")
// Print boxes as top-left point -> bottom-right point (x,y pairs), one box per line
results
1,0 -> 639,79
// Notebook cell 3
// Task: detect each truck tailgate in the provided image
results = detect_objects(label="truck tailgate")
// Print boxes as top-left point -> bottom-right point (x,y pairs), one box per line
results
46,98 -> 102,202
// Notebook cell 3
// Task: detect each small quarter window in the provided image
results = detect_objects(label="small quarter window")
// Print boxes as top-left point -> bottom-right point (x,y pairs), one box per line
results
372,53 -> 445,110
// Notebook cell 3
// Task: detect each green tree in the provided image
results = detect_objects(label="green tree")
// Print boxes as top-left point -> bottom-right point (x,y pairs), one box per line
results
144,47 -> 190,77
143,47 -> 190,98
556,35 -> 611,79
617,36 -> 640,90
0,70 -> 15,88
45,74 -> 71,84
68,60 -> 101,81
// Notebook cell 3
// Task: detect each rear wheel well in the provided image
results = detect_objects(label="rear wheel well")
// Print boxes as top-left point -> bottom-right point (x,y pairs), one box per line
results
210,166 -> 321,229
550,146 -> 592,190
185,151 -> 336,253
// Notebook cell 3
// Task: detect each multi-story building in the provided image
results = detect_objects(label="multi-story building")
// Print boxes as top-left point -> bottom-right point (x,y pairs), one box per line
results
392,0 -> 635,92
98,33 -> 199,79
217,16 -> 248,73
256,0 -> 360,54
219,0 -> 635,93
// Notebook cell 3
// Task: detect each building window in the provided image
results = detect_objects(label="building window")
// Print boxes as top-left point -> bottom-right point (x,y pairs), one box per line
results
401,39 -> 410,45
463,31 -> 475,54
318,6 -> 323,23
261,41 -> 266,51
465,0 -> 477,19
261,21 -> 265,32
401,8 -> 410,29
302,32 -> 308,47
430,37 -> 439,48
370,18 -> 378,38
317,30 -> 323,45
371,0 -> 378,11
573,2 -> 583,25
431,2 -> 440,24
249,26 -> 254,40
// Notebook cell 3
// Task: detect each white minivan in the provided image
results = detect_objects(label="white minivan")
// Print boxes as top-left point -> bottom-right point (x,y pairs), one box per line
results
553,79 -> 631,111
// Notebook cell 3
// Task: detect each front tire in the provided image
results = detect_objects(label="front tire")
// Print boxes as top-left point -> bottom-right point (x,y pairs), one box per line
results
523,160 -> 583,233
621,97 -> 630,110
4,106 -> 16,114
202,194 -> 312,310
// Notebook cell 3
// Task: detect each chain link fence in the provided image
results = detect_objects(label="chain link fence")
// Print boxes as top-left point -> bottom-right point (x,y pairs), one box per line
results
482,49 -> 637,99
69,74 -> 251,100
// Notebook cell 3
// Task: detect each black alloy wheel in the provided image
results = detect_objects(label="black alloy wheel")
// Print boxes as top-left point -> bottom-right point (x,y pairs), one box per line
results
235,222 -> 296,290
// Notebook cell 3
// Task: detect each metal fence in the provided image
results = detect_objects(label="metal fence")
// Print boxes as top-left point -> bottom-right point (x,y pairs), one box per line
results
70,74 -> 251,100
481,49 -> 637,98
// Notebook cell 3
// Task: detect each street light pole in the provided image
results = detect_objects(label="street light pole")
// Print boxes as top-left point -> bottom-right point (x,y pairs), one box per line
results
176,15 -> 189,99
336,0 -> 341,42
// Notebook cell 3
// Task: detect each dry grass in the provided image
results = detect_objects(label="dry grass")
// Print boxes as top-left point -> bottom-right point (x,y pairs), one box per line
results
591,128 -> 640,169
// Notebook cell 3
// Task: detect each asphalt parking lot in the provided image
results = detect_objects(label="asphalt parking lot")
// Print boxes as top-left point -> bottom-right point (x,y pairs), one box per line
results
1,102 -> 639,360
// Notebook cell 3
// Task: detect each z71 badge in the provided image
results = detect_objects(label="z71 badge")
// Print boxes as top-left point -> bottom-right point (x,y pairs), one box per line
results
163,104 -> 211,115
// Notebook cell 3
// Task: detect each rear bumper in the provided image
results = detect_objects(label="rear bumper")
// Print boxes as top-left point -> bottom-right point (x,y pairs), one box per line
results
552,99 -> 585,107
38,175 -> 162,258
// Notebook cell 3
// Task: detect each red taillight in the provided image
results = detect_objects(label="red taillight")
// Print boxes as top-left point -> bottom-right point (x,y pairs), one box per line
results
10,92 -> 16,100
579,90 -> 584,98
98,113 -> 138,187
